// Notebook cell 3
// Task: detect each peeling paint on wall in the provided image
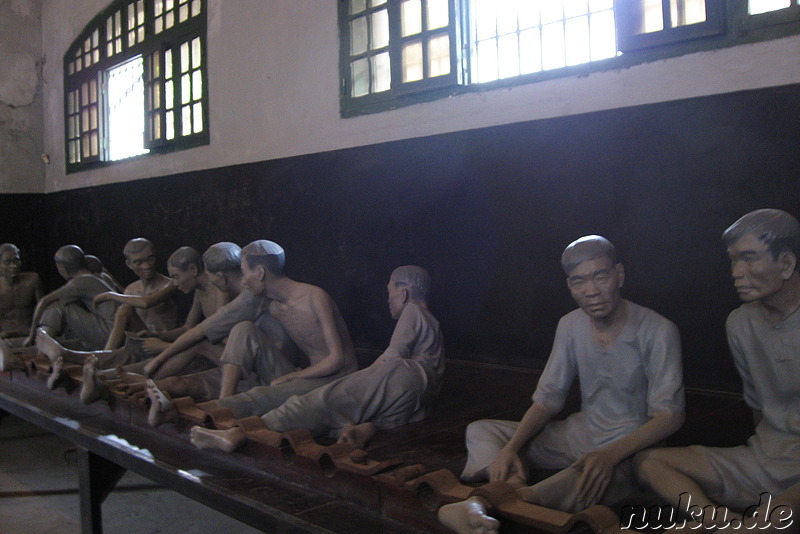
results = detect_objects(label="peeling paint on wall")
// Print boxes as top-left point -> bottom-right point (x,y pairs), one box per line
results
0,0 -> 45,193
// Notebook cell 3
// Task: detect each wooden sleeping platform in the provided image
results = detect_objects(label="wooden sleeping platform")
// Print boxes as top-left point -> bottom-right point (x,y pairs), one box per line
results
0,355 -> 752,534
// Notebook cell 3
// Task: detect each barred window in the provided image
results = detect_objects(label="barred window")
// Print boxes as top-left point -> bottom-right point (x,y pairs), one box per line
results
339,0 -> 800,116
64,0 -> 208,173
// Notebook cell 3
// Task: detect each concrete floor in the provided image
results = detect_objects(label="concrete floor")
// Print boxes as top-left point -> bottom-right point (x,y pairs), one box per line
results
0,411 -> 264,534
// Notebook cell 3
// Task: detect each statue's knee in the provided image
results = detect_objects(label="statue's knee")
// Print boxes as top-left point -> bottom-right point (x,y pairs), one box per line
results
229,321 -> 257,338
465,419 -> 491,443
632,448 -> 660,480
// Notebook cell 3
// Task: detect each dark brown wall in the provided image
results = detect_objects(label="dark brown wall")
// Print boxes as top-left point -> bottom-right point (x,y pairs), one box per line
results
6,83 -> 800,392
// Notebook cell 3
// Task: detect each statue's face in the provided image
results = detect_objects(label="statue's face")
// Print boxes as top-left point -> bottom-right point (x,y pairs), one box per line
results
168,264 -> 198,294
387,279 -> 406,319
240,257 -> 265,295
208,271 -> 229,292
0,250 -> 21,279
728,232 -> 788,303
566,255 -> 623,320
126,246 -> 157,281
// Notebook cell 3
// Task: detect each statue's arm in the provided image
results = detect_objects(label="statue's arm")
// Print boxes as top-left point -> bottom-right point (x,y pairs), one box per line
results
93,282 -> 177,309
32,274 -> 44,302
143,324 -> 205,376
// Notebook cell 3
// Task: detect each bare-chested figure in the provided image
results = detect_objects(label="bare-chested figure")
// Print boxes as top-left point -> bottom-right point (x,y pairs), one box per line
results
0,243 -> 43,339
147,240 -> 358,426
37,244 -> 236,403
97,238 -> 182,349
80,242 -> 252,408
24,245 -> 118,350
190,265 -> 444,453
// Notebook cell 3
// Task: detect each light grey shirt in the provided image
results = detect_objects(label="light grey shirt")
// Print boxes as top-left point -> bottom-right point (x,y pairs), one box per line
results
726,302 -> 800,461
532,301 -> 685,451
374,302 -> 444,390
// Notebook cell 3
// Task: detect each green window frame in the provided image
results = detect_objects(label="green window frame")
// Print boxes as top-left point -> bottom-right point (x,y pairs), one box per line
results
339,0 -> 460,116
63,0 -> 208,173
339,0 -> 800,117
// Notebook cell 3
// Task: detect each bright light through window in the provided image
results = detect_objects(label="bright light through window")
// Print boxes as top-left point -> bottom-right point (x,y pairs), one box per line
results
107,56 -> 149,161
749,0 -> 793,14
472,0 -> 617,83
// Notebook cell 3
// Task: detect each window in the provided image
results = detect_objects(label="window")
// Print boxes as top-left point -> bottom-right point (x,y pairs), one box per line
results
339,0 -> 800,116
471,0 -> 616,83
339,0 -> 458,114
616,0 -> 724,51
64,0 -> 208,173
750,0 -> 799,14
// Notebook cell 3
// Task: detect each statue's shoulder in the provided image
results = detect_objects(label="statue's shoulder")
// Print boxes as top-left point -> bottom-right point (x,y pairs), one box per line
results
18,272 -> 41,285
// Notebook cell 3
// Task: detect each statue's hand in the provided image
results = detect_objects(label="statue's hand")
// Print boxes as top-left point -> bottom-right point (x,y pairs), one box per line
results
142,338 -> 168,355
572,449 -> 617,508
488,448 -> 525,483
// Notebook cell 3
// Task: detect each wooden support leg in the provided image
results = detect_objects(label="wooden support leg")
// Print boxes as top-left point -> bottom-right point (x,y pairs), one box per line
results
78,448 -> 127,534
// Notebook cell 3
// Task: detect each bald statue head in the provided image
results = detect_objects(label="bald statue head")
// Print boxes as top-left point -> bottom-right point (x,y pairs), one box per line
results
84,255 -> 104,274
203,242 -> 241,274
166,246 -> 203,294
562,235 -> 625,322
0,243 -> 20,258
54,245 -> 86,277
203,242 -> 242,293
168,246 -> 202,273
123,238 -> 154,260
242,240 -> 285,276
723,208 -> 800,271
0,243 -> 22,280
390,266 -> 431,302
388,265 -> 431,319
561,235 -> 617,276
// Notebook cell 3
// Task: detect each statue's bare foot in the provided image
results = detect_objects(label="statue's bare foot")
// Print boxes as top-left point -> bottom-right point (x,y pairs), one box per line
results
146,379 -> 178,427
337,422 -> 377,449
36,327 -> 65,364
190,426 -> 246,453
80,356 -> 104,404
438,496 -> 500,534
0,337 -> 22,372
47,356 -> 66,390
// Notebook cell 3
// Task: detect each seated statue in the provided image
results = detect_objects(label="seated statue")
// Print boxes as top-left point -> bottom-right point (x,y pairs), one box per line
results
147,239 -> 358,426
189,265 -> 444,452
127,245 -> 231,365
439,235 -> 685,534
37,245 -> 235,400
98,238 -> 183,349
23,245 -> 119,350
634,209 -> 800,531
0,243 -> 43,339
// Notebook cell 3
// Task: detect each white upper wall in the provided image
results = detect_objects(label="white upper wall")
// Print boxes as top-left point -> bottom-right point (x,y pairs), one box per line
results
39,0 -> 800,194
